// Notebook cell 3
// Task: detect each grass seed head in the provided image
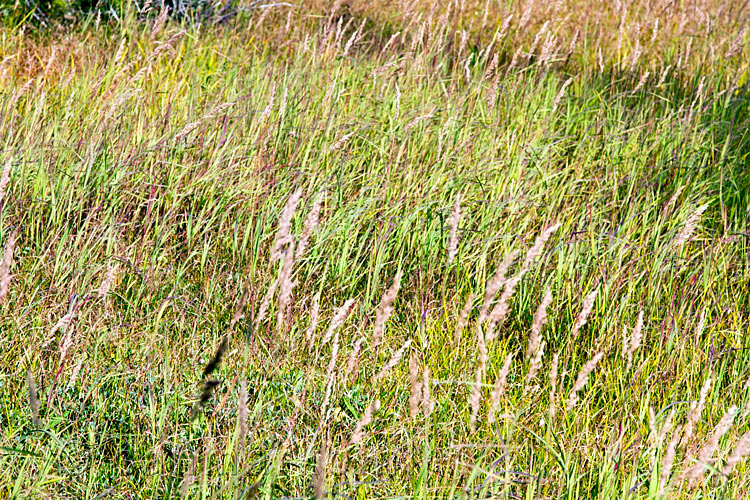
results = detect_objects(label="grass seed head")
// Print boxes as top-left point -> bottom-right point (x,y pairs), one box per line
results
524,339 -> 546,396
276,241 -> 297,329
522,223 -> 561,271
479,250 -> 519,324
371,270 -> 403,351
659,423 -> 683,493
681,375 -> 712,448
345,336 -> 364,381
374,339 -> 411,382
486,273 -> 525,343
552,78 -> 573,112
26,370 -> 41,427
191,379 -> 221,421
272,188 -> 302,262
259,82 -> 277,125
98,261 -> 119,300
567,352 -> 604,411
298,193 -> 324,259
526,287 -> 553,361
454,293 -> 475,345
683,405 -> 738,486
488,353 -> 513,424
350,399 -> 381,445
231,285 -> 250,329
571,289 -> 599,341
722,429 -> 750,476
255,277 -> 279,330
626,310 -> 645,371
0,158 -> 11,207
469,365 -> 483,432
674,203 -> 709,248
203,336 -> 228,377
0,229 -> 17,303
321,298 -> 356,347
312,437 -> 328,499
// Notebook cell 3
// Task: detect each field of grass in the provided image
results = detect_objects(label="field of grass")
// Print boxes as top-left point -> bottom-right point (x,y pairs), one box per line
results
1,1 -> 749,498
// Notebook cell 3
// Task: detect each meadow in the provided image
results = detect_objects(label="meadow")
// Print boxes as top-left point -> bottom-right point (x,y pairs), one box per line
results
0,1 -> 749,498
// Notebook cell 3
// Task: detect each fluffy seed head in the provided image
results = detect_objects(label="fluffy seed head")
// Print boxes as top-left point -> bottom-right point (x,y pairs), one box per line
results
0,158 -> 11,207
486,273 -> 525,343
259,82 -> 277,125
58,316 -> 76,364
454,293 -> 474,345
344,336 -> 364,381
694,310 -> 706,339
626,310 -> 645,371
522,223 -> 561,271
662,185 -> 685,215
567,352 -> 604,410
518,0 -> 535,31
681,375 -> 712,448
659,424 -> 682,493
552,78 -> 573,112
488,353 -> 513,424
321,299 -> 356,347
632,71 -> 650,93
113,37 -> 127,66
98,261 -> 119,300
524,339 -> 546,395
0,229 -> 17,303
374,339 -> 411,381
683,405 -> 738,486
526,288 -> 553,361
349,399 -> 381,445
722,429 -> 750,476
329,130 -> 357,152
469,365 -> 483,432
728,26 -> 747,58
151,5 -> 169,39
674,203 -> 709,248
26,370 -> 41,427
238,381 -> 249,450
371,270 -> 403,351
571,289 -> 598,340
276,241 -> 296,329
479,250 -> 519,325
306,292 -> 321,346
312,437 -> 328,499
254,278 -> 279,329
272,188 -> 302,262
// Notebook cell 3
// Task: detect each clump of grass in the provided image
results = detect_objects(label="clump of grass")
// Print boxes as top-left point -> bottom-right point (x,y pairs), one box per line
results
0,1 -> 749,498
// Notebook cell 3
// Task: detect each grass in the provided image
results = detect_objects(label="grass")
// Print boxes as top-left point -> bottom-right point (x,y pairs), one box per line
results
0,1 -> 749,498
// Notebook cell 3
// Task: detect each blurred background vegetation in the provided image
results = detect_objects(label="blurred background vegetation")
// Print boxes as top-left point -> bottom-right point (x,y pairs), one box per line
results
0,0 -> 239,27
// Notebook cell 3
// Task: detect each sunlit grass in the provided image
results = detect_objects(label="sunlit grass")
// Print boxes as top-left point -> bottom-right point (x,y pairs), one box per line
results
0,2 -> 749,499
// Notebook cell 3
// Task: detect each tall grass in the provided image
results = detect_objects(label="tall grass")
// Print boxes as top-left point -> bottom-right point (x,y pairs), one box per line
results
0,1 -> 749,498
